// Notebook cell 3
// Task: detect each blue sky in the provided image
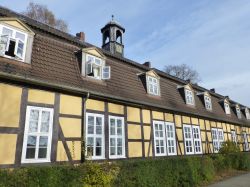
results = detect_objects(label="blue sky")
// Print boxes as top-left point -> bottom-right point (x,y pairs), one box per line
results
2,0 -> 250,106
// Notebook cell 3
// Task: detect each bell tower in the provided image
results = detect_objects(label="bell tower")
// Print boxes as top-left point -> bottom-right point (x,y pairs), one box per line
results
101,15 -> 125,57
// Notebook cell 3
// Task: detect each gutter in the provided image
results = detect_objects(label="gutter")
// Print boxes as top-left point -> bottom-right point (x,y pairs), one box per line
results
0,71 -> 248,127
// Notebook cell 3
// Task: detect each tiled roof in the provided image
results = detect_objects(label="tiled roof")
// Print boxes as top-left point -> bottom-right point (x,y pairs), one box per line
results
0,6 -> 249,126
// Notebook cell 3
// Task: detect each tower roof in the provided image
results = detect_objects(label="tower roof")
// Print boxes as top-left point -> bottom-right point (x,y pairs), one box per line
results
101,15 -> 125,33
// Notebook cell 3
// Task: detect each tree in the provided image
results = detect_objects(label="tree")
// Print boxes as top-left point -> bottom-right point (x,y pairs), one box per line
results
22,2 -> 69,32
164,64 -> 201,84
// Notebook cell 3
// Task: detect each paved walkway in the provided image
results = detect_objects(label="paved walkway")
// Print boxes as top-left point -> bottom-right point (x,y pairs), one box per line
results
208,172 -> 250,187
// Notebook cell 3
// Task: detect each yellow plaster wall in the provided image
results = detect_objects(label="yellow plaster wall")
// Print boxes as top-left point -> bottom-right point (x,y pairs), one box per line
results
200,119 -> 205,130
217,122 -> 222,129
144,142 -> 152,157
175,115 -> 182,127
127,107 -> 140,122
222,123 -> 227,132
108,103 -> 124,114
0,134 -> 17,164
60,117 -> 81,138
60,94 -> 82,115
207,132 -> 212,142
179,142 -> 185,155
205,120 -> 210,130
152,111 -> 164,120
3,20 -> 27,31
165,113 -> 174,122
143,126 -> 151,140
176,128 -> 183,141
182,116 -> 191,124
191,118 -> 199,125
67,141 -> 81,161
210,121 -> 216,128
56,141 -> 68,161
0,83 -> 22,127
224,133 -> 228,141
128,142 -> 142,157
142,110 -> 151,124
86,49 -> 103,58
86,99 -> 104,112
28,89 -> 55,104
201,131 -> 206,141
128,124 -> 141,139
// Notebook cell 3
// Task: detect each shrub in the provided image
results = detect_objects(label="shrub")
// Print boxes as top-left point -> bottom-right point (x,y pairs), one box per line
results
219,141 -> 240,154
0,153 -> 249,187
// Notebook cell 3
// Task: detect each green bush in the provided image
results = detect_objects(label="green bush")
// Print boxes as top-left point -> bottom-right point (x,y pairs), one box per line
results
0,153 -> 249,187
219,141 -> 240,154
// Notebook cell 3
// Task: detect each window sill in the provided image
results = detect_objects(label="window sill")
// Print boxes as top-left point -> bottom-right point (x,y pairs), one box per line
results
82,76 -> 107,86
109,156 -> 126,159
21,159 -> 51,164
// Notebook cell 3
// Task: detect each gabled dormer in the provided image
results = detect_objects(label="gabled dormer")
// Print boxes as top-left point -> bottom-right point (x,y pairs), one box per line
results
80,47 -> 110,80
197,91 -> 212,111
244,107 -> 250,120
0,17 -> 35,63
220,97 -> 231,115
234,104 -> 242,119
139,70 -> 160,96
178,83 -> 195,106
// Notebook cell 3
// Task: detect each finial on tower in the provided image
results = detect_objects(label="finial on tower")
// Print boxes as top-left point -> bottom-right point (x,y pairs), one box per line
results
111,15 -> 114,21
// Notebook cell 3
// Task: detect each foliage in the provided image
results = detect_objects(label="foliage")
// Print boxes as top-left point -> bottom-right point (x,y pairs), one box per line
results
0,153 -> 249,187
219,140 -> 240,154
164,64 -> 201,84
22,2 -> 69,32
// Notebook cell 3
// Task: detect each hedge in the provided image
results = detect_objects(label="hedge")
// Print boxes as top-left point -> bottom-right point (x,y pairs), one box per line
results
0,153 -> 249,187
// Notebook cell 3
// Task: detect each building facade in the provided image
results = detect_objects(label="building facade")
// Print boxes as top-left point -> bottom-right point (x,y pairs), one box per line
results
0,7 -> 249,168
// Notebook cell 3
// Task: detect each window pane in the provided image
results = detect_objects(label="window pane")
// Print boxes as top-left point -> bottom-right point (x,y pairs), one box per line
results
110,147 -> 115,155
15,32 -> 25,41
29,110 -> 39,132
96,147 -> 102,156
117,138 -> 122,146
39,136 -> 48,147
87,137 -> 93,146
110,138 -> 115,146
88,116 -> 94,125
96,138 -> 102,147
96,126 -> 102,134
2,27 -> 13,36
26,148 -> 36,159
38,148 -> 47,158
27,135 -> 36,146
117,147 -> 122,155
41,111 -> 50,132
88,125 -> 94,134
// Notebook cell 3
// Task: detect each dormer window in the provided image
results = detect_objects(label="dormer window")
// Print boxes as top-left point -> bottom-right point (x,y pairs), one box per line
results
204,95 -> 212,110
224,102 -> 231,115
236,105 -> 242,119
245,108 -> 250,120
0,18 -> 34,64
185,89 -> 195,106
147,76 -> 160,96
81,48 -> 110,80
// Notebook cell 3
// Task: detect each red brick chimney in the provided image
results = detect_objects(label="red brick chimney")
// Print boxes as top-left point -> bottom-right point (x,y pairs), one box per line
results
76,32 -> 85,42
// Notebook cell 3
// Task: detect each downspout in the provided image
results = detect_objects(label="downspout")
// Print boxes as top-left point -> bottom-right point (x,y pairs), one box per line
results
81,92 -> 90,163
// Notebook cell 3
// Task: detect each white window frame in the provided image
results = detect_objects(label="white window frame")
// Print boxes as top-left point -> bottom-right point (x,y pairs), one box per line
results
153,121 -> 166,156
185,89 -> 195,106
236,106 -> 242,119
165,122 -> 177,155
147,76 -> 160,96
231,130 -> 237,144
183,124 -> 194,155
243,132 -> 249,151
204,95 -> 212,111
224,102 -> 231,115
85,54 -> 110,80
192,126 -> 202,154
0,24 -> 27,62
85,113 -> 105,160
245,108 -> 250,120
21,106 -> 54,163
109,116 -> 125,159
211,128 -> 224,153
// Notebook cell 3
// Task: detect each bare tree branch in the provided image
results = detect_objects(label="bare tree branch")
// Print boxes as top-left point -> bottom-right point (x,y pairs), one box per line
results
22,2 -> 69,33
164,64 -> 201,84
